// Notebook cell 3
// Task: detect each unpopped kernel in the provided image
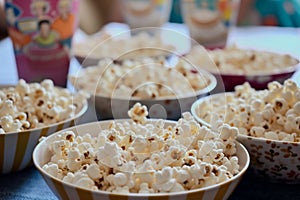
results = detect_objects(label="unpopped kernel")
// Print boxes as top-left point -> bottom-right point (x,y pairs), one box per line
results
43,103 -> 240,194
196,79 -> 300,142
69,57 -> 211,99
0,79 -> 87,133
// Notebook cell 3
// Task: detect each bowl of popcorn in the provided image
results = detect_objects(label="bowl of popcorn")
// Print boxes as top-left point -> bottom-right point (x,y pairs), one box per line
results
33,103 -> 249,199
0,79 -> 88,174
191,79 -> 300,183
74,30 -> 176,67
185,45 -> 300,91
69,56 -> 216,120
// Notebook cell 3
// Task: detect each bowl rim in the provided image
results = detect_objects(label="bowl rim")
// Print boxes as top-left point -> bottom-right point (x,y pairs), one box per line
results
187,47 -> 300,77
0,84 -> 88,135
212,61 -> 300,77
191,92 -> 231,129
191,92 -> 300,145
73,28 -> 178,62
75,47 -> 175,63
33,119 -> 250,197
237,133 -> 300,145
73,68 -> 217,101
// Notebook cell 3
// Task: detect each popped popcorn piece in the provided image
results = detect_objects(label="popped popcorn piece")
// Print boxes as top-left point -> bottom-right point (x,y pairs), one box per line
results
173,168 -> 191,184
63,172 -> 75,183
42,163 -> 64,179
73,175 -> 96,190
43,103 -> 240,194
128,103 -> 148,124
112,173 -> 129,187
195,79 -> 300,142
250,127 -> 265,138
97,142 -> 123,168
265,131 -> 279,140
86,164 -> 101,180
219,124 -> 238,141
0,79 -> 87,133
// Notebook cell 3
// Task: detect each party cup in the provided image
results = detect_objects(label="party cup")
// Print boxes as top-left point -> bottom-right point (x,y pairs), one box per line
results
4,0 -> 79,87
121,0 -> 173,29
181,0 -> 240,49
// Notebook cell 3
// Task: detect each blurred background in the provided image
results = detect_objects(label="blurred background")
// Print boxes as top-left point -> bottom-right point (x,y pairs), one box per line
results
1,0 -> 300,39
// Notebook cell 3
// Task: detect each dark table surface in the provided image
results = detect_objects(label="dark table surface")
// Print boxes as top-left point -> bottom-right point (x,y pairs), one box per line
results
0,166 -> 300,200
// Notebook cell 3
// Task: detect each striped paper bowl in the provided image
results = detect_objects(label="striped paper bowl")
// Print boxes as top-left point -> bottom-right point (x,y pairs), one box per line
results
33,120 -> 250,200
0,102 -> 88,174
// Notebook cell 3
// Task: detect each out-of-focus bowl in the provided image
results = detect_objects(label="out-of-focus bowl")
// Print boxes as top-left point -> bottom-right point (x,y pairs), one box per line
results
215,66 -> 300,91
0,85 -> 88,174
94,84 -> 216,120
70,56 -> 217,120
33,119 -> 250,200
185,45 -> 300,91
75,48 -> 174,67
91,70 -> 216,120
74,28 -> 177,67
191,93 -> 300,183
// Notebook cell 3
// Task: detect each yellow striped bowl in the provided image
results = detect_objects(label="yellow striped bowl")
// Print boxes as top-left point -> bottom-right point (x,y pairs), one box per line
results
33,120 -> 250,200
0,102 -> 88,174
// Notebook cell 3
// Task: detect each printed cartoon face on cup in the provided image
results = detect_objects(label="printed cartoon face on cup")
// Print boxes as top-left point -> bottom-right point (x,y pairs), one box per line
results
4,0 -> 79,87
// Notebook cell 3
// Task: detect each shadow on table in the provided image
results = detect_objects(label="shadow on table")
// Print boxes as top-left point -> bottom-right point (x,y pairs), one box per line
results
230,167 -> 300,200
0,167 -> 56,200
